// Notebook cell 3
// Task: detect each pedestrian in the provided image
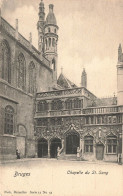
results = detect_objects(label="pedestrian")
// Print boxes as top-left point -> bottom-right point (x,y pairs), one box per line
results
16,149 -> 20,159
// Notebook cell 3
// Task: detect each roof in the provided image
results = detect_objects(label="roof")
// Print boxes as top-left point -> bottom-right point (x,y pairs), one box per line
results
57,73 -> 78,89
46,4 -> 57,25
88,96 -> 117,107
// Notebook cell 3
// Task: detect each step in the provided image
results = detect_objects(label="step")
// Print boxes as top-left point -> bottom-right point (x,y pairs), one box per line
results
59,154 -> 78,160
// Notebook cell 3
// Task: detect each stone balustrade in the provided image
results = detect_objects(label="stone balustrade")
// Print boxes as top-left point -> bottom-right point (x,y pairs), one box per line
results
83,106 -> 123,114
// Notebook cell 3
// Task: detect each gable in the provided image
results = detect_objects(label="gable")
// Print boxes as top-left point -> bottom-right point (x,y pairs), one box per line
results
57,73 -> 77,89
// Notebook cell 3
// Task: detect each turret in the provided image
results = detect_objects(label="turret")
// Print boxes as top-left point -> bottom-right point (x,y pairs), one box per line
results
44,4 -> 59,86
118,44 -> 122,62
81,68 -> 87,88
37,0 -> 45,53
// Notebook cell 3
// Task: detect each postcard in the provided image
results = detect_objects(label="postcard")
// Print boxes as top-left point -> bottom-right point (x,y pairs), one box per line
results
0,0 -> 123,196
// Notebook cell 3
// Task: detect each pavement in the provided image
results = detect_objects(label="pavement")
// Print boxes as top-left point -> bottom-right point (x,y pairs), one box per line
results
0,157 -> 121,165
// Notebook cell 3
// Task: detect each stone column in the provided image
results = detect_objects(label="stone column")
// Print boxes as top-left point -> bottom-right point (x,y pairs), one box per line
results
62,138 -> 64,149
103,141 -> 106,161
81,138 -> 84,157
93,141 -> 96,160
48,140 -> 50,158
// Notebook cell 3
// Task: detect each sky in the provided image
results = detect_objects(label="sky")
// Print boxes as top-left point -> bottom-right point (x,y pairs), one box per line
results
0,0 -> 123,97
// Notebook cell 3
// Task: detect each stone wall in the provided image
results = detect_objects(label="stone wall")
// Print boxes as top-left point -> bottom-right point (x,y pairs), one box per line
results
0,20 -> 53,161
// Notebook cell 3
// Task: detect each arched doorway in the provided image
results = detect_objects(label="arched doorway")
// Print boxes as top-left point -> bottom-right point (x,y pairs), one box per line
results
38,138 -> 48,158
50,138 -> 61,158
66,131 -> 80,154
96,144 -> 104,160
16,125 -> 27,158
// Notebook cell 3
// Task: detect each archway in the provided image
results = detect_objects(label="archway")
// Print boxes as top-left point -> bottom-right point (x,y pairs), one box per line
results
38,138 -> 48,158
50,138 -> 61,158
66,131 -> 80,154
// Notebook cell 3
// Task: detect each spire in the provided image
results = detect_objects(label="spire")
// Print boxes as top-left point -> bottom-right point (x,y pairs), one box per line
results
37,0 -> 45,53
15,19 -> 18,39
38,0 -> 45,21
46,4 -> 57,25
81,68 -> 87,88
118,43 -> 122,62
112,92 -> 117,105
49,4 -> 54,12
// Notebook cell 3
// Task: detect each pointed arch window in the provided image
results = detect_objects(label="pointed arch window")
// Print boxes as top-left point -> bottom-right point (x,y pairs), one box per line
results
29,61 -> 35,94
0,40 -> 11,83
17,53 -> 26,90
84,135 -> 93,152
4,106 -> 14,135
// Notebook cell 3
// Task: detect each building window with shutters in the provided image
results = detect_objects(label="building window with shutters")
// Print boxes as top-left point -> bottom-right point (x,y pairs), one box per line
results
107,135 -> 117,154
4,106 -> 14,135
84,135 -> 93,153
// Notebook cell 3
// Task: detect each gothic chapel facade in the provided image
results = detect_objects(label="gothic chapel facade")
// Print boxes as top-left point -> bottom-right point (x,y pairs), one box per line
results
0,0 -> 123,162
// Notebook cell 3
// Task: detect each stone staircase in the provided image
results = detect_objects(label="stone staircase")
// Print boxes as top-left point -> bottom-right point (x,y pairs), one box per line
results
58,153 -> 78,161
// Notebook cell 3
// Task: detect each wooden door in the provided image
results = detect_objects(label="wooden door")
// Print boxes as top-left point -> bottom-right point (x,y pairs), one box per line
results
96,145 -> 104,160
38,139 -> 48,158
66,134 -> 80,154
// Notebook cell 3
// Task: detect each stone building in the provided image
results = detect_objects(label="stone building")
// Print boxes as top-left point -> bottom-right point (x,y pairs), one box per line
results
0,1 -> 56,160
0,0 -> 123,162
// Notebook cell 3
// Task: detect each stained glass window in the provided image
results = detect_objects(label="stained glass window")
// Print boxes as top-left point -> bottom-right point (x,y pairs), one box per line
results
17,53 -> 26,90
0,40 -> 11,83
